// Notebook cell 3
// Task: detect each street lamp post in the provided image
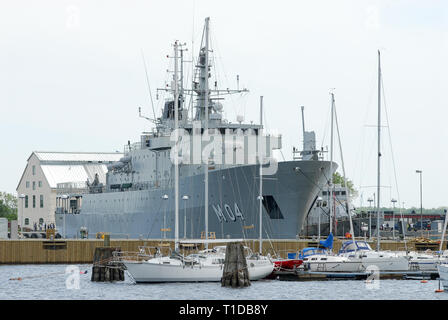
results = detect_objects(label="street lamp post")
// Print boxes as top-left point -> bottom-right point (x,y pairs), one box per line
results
373,193 -> 376,240
367,196 -> 373,240
402,201 -> 406,235
316,197 -> 323,242
61,195 -> 69,238
19,194 -> 25,237
162,194 -> 168,239
391,198 -> 397,239
416,170 -> 423,237
182,195 -> 189,239
361,222 -> 368,242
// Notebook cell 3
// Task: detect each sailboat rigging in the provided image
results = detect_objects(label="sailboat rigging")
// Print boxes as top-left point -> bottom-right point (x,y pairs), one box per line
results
120,17 -> 274,283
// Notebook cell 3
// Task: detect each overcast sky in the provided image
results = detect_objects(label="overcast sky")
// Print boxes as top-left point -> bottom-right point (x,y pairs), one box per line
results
1,0 -> 447,209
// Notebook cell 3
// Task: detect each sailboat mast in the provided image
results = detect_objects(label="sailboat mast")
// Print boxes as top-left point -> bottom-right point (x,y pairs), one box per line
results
376,50 -> 381,251
180,46 -> 184,107
259,96 -> 264,254
301,106 -> 306,151
439,209 -> 448,253
204,17 -> 210,249
333,96 -> 355,246
329,92 -> 335,236
174,41 -> 180,251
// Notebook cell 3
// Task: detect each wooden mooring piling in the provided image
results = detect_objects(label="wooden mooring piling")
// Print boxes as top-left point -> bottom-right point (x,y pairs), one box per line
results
221,242 -> 250,288
91,247 -> 124,282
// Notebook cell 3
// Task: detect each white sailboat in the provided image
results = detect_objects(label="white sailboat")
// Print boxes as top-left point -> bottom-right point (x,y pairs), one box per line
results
300,234 -> 363,272
302,54 -> 410,272
359,52 -> 446,272
337,240 -> 409,271
409,209 -> 448,272
300,93 -> 363,272
122,18 -> 273,283
348,50 -> 408,271
124,241 -> 272,283
403,251 -> 442,271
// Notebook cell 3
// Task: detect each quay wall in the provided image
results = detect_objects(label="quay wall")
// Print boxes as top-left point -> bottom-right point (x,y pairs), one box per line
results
0,238 -> 432,264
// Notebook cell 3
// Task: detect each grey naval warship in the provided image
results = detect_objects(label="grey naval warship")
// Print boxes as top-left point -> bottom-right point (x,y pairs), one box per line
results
55,18 -> 336,240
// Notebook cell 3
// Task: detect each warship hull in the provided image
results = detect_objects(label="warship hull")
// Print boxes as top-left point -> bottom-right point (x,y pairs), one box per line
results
56,160 -> 334,239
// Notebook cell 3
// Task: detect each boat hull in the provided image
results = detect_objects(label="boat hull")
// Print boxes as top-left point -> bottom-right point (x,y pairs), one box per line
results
304,260 -> 362,272
304,257 -> 409,272
409,260 -> 440,271
359,257 -> 409,271
123,259 -> 273,283
56,160 -> 334,239
273,259 -> 303,270
124,260 -> 223,283
438,264 -> 448,290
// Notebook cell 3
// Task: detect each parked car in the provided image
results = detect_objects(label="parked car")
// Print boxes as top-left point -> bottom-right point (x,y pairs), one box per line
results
413,220 -> 431,231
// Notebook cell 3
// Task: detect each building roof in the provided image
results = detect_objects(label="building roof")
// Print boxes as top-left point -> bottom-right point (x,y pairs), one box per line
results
32,151 -> 122,163
41,164 -> 109,188
17,151 -> 123,191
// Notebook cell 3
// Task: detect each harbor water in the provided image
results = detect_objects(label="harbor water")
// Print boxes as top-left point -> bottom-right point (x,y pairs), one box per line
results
2,264 -> 448,300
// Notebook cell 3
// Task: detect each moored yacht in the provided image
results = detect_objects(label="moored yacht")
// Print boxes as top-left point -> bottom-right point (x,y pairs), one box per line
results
122,244 -> 273,283
338,240 -> 409,271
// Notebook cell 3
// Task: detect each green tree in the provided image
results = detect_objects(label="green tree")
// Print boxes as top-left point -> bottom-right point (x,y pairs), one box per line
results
0,192 -> 18,221
332,172 -> 358,198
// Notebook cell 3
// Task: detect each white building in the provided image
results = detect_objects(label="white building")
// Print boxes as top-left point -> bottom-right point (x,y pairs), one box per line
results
16,151 -> 123,231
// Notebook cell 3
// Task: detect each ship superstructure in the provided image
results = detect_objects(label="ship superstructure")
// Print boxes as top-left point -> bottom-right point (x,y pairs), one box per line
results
55,18 -> 335,240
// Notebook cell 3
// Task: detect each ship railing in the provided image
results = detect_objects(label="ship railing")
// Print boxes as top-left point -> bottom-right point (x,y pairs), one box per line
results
123,142 -> 142,154
55,207 -> 81,215
107,179 -> 172,193
112,250 -> 152,262
57,181 -> 87,190
88,185 -> 106,194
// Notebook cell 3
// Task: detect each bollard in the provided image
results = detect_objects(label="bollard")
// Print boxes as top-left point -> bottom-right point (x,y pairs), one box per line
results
104,234 -> 110,247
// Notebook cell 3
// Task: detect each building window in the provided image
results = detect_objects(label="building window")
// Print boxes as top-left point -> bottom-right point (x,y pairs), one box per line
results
33,195 -> 36,208
39,218 -> 44,225
40,195 -> 44,208
25,195 -> 28,208
25,218 -> 29,225
33,181 -> 36,190
26,181 -> 30,188
32,165 -> 36,175
38,181 -> 42,188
